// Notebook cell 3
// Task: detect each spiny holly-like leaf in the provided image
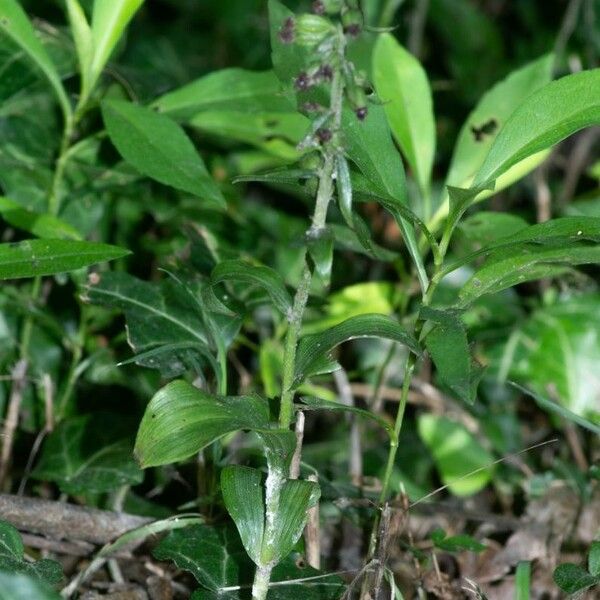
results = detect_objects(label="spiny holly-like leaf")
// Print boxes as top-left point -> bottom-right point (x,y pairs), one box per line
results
0,239 -> 129,280
134,381 -> 270,467
294,314 -> 420,387
101,100 -> 225,207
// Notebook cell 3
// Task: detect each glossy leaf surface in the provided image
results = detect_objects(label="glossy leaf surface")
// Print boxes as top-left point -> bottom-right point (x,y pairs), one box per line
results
294,314 -> 420,386
0,239 -> 128,280
134,380 -> 270,467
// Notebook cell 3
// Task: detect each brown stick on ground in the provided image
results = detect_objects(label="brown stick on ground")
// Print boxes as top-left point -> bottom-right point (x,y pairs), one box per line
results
0,494 -> 152,545
0,359 -> 28,488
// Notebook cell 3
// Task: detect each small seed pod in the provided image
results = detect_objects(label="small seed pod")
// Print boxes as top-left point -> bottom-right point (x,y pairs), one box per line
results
316,127 -> 333,144
295,14 -> 335,47
341,8 -> 363,37
319,0 -> 343,15
294,71 -> 312,91
355,106 -> 368,121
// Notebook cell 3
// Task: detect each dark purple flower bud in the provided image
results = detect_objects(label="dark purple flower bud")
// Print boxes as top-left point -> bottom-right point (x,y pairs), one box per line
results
278,17 -> 295,44
316,128 -> 333,143
343,23 -> 361,37
317,64 -> 333,81
294,71 -> 311,91
312,0 -> 325,14
355,106 -> 368,121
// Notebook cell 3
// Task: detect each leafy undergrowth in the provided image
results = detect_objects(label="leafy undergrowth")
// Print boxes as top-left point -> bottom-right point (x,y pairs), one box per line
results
0,0 -> 598,599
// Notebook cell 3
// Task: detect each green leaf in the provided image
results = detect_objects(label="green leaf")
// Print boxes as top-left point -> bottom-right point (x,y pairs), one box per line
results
511,384 -> 600,436
459,244 -> 600,305
134,380 -> 270,467
294,314 -> 420,387
0,520 -> 63,586
446,54 -> 553,190
0,197 -> 81,240
589,542 -> 600,577
474,69 -> 600,187
82,271 -> 217,378
420,307 -> 483,404
221,466 -> 264,566
211,259 -> 292,315
264,478 -> 319,565
101,100 -> 225,207
515,561 -> 531,600
89,0 -> 144,90
553,563 -> 600,594
306,228 -> 334,286
0,572 -> 61,600
154,69 -> 292,119
373,33 -> 435,198
418,414 -> 494,496
0,239 -> 129,280
32,415 -> 143,495
343,112 -> 428,289
154,524 -> 345,599
0,0 -> 70,119
65,0 -> 93,97
457,212 -> 528,248
429,528 -> 486,553
298,396 -> 393,438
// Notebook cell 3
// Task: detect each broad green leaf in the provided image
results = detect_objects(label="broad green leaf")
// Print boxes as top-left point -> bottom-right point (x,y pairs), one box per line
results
474,69 -> 600,187
0,520 -> 63,586
255,429 -> 297,473
82,271 -> 218,379
293,314 -> 420,386
446,55 -> 553,190
343,103 -> 428,290
553,563 -> 599,594
0,572 -> 61,600
189,110 -> 307,161
373,33 -> 435,198
221,466 -> 264,566
154,524 -> 345,599
589,542 -> 600,577
89,0 -> 144,90
306,227 -> 334,286
65,0 -> 93,97
444,216 -> 600,276
0,0 -> 70,119
515,561 -> 531,600
263,478 -> 320,565
459,244 -> 600,305
32,415 -> 143,495
298,396 -> 393,437
457,212 -> 528,248
101,100 -> 225,207
154,69 -> 292,119
418,414 -> 494,496
134,380 -> 270,467
511,384 -> 600,435
0,197 -> 81,240
420,307 -> 483,404
211,259 -> 292,315
0,239 -> 129,280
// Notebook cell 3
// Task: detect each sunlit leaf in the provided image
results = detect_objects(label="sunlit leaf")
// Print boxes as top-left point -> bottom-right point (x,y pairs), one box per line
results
65,0 -> 93,96
474,69 -> 600,187
134,380 -> 270,467
418,414 -> 494,496
0,239 -> 129,280
101,100 -> 225,207
373,33 -> 435,198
